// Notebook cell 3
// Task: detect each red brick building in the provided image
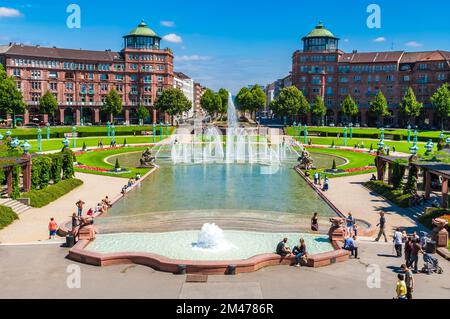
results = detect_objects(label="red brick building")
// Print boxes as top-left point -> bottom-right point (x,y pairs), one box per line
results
0,20 -> 174,125
292,23 -> 450,128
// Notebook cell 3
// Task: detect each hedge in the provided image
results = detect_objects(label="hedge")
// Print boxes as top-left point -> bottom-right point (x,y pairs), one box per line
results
21,178 -> 84,208
0,205 -> 19,230
365,180 -> 412,208
418,208 -> 450,230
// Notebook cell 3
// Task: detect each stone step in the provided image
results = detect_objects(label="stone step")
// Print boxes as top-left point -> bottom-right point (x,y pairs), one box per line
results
0,199 -> 31,215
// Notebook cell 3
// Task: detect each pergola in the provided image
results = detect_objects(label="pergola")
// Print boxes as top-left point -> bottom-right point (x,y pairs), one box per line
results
0,154 -> 32,197
375,155 -> 449,208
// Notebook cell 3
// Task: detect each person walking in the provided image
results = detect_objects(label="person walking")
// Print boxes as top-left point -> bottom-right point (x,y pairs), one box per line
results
375,212 -> 388,242
404,237 -> 413,267
346,213 -> 355,237
401,264 -> 415,299
314,172 -> 319,185
395,274 -> 408,299
393,228 -> 403,257
48,218 -> 58,240
410,239 -> 424,274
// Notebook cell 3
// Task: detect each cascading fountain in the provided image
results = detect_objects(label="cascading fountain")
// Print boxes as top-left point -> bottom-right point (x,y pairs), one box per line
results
194,223 -> 233,251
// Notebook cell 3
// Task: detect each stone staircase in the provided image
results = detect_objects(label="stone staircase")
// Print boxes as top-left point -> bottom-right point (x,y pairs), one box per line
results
0,199 -> 32,215
407,198 -> 438,220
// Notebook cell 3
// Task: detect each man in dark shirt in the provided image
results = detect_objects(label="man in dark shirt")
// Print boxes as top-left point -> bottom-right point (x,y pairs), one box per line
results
410,239 -> 424,273
375,212 -> 388,242
276,238 -> 292,257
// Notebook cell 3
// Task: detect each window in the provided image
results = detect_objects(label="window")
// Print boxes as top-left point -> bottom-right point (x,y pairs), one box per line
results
101,83 -> 108,91
66,82 -> 74,90
158,75 -> 163,82
437,73 -> 446,81
31,82 -> 41,90
419,63 -> 428,70
13,69 -> 21,77
116,84 -> 123,92
16,81 -> 21,90
144,75 -> 152,83
403,76 -> 410,82
327,76 -> 333,83
340,77 -> 348,83
50,83 -> 58,91
131,85 -> 138,94
340,88 -> 348,94
49,71 -> 58,79
326,87 -> 333,95
437,62 -> 445,69
386,75 -> 394,82
115,74 -> 123,81
130,75 -> 136,81
354,75 -> 361,82
31,70 -> 41,79
87,73 -> 94,80
144,86 -> 151,92
100,74 -> 108,81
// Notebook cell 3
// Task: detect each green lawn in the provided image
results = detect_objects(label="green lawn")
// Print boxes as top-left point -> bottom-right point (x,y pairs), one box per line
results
75,147 -> 151,179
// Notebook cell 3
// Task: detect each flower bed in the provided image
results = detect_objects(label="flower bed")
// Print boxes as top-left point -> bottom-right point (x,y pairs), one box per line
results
76,165 -> 110,173
345,166 -> 375,173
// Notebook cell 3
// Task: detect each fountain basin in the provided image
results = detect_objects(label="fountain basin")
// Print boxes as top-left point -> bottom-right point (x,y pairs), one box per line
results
68,230 -> 350,274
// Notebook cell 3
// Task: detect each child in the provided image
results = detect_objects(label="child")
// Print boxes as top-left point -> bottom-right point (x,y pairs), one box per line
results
353,223 -> 359,240
396,274 -> 407,299
48,218 -> 58,240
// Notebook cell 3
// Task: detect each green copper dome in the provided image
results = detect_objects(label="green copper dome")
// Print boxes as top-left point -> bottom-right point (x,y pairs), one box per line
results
303,22 -> 337,39
125,20 -> 159,38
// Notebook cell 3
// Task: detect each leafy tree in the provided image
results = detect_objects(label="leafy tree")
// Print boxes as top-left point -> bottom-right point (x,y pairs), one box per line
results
154,88 -> 192,119
269,86 -> 309,119
249,85 -> 266,118
102,89 -> 123,121
403,165 -> 418,195
200,89 -> 221,118
235,87 -> 254,114
391,161 -> 406,190
369,91 -> 389,126
39,90 -> 58,122
0,64 -> 26,127
217,88 -> 229,120
310,95 -> 327,126
399,88 -> 423,125
137,105 -> 150,125
430,83 -> 450,130
340,95 -> 359,124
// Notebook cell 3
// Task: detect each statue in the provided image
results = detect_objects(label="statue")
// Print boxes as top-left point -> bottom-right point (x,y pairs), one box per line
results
298,150 -> 315,170
139,148 -> 156,168
432,218 -> 449,248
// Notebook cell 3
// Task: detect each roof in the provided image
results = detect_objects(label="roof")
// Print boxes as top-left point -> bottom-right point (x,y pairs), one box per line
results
303,22 -> 337,39
174,71 -> 191,80
339,51 -> 404,63
124,20 -> 159,38
400,51 -> 450,63
0,44 -> 122,62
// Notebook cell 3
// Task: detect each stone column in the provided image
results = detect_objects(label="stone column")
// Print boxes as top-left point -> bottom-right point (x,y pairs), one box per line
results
24,109 -> 29,125
152,109 -> 157,124
425,171 -> 432,199
124,109 -> 130,125
59,108 -> 65,124
94,108 -> 100,124
75,109 -> 81,126
5,167 -> 13,197
22,154 -> 32,193
43,114 -> 49,124
442,178 -> 449,209
376,158 -> 386,181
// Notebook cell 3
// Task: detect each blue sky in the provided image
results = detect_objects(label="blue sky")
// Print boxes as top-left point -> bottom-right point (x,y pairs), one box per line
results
0,0 -> 449,93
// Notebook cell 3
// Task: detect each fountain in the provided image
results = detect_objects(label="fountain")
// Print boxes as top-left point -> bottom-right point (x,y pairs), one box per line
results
194,223 -> 234,252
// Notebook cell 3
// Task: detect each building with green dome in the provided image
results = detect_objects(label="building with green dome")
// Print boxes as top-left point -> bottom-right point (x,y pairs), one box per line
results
302,22 -> 339,52
124,20 -> 162,50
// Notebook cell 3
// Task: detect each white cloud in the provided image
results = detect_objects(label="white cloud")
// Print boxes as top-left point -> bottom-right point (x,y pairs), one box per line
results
162,33 -> 182,43
343,38 -> 349,43
374,37 -> 386,43
161,21 -> 175,27
0,7 -> 22,18
175,55 -> 211,62
406,41 -> 424,48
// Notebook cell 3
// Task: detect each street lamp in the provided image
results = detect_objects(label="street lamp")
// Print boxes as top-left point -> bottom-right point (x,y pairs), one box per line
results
37,128 -> 42,152
410,143 -> 419,155
152,123 -> 156,144
407,125 -> 412,144
72,126 -> 77,148
107,122 -> 111,137
46,123 -> 50,140
349,123 -> 353,140
298,123 -> 302,139
425,140 -> 434,154
62,137 -> 70,149
303,125 -> 308,145
21,140 -> 31,154
380,127 -> 385,141
159,122 -> 163,141
293,122 -> 297,137
378,139 -> 385,150
344,126 -> 348,146
111,125 -> 116,144
165,122 -> 169,137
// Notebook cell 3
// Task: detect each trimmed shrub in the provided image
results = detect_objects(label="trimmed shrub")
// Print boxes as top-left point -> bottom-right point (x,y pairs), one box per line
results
332,159 -> 337,170
50,155 -> 63,183
365,180 -> 412,208
391,161 -> 406,190
0,205 -> 19,230
22,178 -> 83,208
404,165 -> 418,195
61,149 -> 75,179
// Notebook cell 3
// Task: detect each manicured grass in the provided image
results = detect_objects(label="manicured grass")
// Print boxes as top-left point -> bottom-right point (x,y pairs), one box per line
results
0,205 -> 19,230
294,136 -> 428,154
75,147 -> 151,179
21,178 -> 84,208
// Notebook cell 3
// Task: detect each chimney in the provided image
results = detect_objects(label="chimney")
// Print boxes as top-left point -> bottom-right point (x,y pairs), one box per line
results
352,50 -> 358,54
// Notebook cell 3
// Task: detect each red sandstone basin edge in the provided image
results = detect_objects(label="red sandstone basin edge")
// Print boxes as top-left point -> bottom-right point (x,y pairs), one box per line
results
68,238 -> 350,275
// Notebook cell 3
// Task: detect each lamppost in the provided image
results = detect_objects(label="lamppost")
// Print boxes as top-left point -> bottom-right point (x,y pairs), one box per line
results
407,125 -> 412,144
303,125 -> 308,145
349,123 -> 353,140
111,125 -> 116,144
425,139 -> 434,155
344,126 -> 348,146
46,123 -> 50,140
298,123 -> 302,139
37,128 -> 42,153
62,137 -> 70,150
380,127 -> 385,141
152,123 -> 156,144
165,122 -> 169,137
410,130 -> 419,155
159,123 -> 163,141
378,138 -> 385,151
21,140 -> 31,154
107,122 -> 111,137
293,122 -> 297,137
72,126 -> 77,149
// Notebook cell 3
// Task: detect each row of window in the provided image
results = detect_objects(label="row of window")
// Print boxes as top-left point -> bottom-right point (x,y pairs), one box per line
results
299,73 -> 446,84
299,55 -> 337,62
127,54 -> 167,62
12,69 -> 167,81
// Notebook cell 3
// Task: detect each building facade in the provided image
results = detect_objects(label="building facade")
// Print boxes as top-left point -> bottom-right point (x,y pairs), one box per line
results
0,20 -> 174,125
292,23 -> 450,128
266,74 -> 292,114
173,71 -> 195,119
194,82 -> 206,116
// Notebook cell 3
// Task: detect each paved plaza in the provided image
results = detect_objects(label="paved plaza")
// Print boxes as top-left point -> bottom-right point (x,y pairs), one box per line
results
0,242 -> 449,299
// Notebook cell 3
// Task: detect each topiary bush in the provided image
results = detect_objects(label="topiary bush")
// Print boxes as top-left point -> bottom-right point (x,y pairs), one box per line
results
391,161 -> 406,190
22,178 -> 83,208
0,205 -> 19,230
61,149 -> 75,179
50,155 -> 63,183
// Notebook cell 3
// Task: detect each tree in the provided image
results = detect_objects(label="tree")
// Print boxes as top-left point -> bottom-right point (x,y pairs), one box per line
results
340,95 -> 359,124
249,85 -> 266,118
431,84 -> 450,130
269,86 -> 309,120
399,88 -> 423,125
102,89 -> 123,121
217,88 -> 229,120
310,95 -> 327,126
369,91 -> 389,126
0,64 -> 26,127
137,105 -> 150,125
200,89 -> 221,118
39,90 -> 58,122
154,88 -> 192,119
235,87 -> 254,115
